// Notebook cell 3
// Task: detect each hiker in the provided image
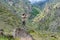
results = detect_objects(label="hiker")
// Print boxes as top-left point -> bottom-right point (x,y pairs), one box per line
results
21,13 -> 27,26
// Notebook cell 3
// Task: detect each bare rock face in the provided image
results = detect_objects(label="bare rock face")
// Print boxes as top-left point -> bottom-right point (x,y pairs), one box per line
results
12,28 -> 34,40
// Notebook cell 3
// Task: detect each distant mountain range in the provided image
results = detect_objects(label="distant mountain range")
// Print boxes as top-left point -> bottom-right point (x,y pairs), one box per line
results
31,0 -> 52,9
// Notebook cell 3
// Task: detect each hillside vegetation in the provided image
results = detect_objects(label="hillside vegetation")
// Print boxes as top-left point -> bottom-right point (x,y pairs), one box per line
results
0,0 -> 60,40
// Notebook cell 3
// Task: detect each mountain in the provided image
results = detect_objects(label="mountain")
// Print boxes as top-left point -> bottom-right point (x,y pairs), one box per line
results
31,0 -> 47,9
0,0 -> 60,40
29,0 -> 50,19
0,0 -> 32,16
0,0 -> 32,32
0,4 -> 21,32
32,0 -> 60,33
0,0 -> 60,32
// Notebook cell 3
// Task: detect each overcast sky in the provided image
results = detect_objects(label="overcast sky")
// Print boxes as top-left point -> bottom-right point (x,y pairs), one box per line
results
29,0 -> 46,3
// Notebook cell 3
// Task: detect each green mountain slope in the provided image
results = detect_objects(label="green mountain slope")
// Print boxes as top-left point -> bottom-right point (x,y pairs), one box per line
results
32,2 -> 60,32
0,4 -> 21,31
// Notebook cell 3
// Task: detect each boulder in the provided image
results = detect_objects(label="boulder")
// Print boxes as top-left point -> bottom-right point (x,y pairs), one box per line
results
12,28 -> 34,40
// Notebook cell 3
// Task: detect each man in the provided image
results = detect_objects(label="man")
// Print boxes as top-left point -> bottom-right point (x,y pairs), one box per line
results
21,13 -> 27,26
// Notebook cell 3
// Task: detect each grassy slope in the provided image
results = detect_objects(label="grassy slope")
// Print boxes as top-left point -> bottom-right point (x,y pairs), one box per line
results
0,1 -> 60,40
0,4 -> 21,32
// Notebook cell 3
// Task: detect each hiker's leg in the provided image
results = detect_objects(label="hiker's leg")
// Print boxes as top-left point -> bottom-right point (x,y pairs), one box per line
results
22,21 -> 25,26
22,21 -> 26,29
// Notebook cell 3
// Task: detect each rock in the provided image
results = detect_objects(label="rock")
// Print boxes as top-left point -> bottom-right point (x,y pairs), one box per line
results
50,35 -> 57,38
0,29 -> 4,35
12,28 -> 34,40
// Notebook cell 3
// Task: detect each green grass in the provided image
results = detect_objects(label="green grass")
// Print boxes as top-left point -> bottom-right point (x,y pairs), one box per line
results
0,35 -> 14,40
30,31 -> 60,40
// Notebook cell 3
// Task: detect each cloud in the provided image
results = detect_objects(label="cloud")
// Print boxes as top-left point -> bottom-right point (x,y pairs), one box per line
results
29,0 -> 46,2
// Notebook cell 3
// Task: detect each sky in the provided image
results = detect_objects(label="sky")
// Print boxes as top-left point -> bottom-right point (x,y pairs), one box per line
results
29,0 -> 46,3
